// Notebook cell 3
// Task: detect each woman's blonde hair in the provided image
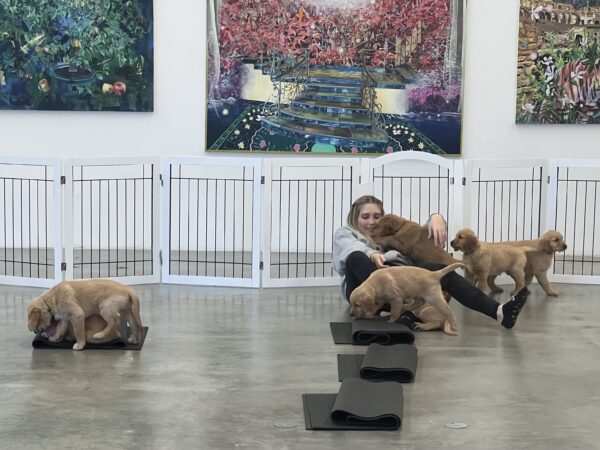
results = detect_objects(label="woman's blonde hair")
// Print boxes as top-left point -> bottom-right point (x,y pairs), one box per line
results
346,195 -> 385,235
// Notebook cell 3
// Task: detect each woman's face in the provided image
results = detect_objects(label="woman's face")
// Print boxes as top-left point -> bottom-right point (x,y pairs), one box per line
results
356,203 -> 383,236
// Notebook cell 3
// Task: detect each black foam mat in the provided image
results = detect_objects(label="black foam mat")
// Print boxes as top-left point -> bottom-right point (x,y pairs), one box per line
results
337,343 -> 417,383
302,378 -> 403,430
32,326 -> 148,350
330,319 -> 415,345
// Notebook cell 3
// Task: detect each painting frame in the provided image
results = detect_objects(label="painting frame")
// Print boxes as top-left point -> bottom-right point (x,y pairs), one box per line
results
516,0 -> 600,124
206,0 -> 465,155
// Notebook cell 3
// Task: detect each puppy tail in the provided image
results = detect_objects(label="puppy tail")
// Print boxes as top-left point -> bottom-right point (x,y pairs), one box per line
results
442,320 -> 458,336
435,262 -> 466,280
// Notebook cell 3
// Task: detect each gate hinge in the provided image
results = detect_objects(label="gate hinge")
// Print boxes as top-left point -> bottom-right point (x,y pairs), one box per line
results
160,174 -> 163,187
60,176 -> 66,184
259,261 -> 264,270
260,176 -> 265,184
462,177 -> 466,186
450,177 -> 454,185
159,250 -> 163,265
547,175 -> 551,184
61,262 -> 67,271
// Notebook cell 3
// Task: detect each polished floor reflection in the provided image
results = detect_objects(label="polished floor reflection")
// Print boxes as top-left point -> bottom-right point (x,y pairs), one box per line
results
1,282 -> 599,449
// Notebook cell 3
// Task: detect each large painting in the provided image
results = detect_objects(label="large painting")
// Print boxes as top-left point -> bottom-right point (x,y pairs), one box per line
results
516,0 -> 600,124
207,0 -> 464,154
0,0 -> 153,112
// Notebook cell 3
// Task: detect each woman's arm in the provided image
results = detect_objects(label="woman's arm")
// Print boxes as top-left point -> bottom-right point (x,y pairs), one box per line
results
332,227 -> 381,275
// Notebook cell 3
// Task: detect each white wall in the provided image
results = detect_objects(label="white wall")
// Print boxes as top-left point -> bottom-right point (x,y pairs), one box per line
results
0,0 -> 598,160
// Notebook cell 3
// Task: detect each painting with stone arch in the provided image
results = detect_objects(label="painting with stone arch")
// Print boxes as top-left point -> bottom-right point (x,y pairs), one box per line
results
516,0 -> 600,124
207,0 -> 464,155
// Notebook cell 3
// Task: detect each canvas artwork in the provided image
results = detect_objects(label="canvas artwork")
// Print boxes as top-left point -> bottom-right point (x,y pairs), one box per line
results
0,0 -> 153,112
207,0 -> 464,155
516,0 -> 600,124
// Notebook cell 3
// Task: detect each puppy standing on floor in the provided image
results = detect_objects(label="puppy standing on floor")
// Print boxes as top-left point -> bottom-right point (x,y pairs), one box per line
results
349,263 -> 465,336
487,230 -> 567,296
450,228 -> 529,295
27,279 -> 143,350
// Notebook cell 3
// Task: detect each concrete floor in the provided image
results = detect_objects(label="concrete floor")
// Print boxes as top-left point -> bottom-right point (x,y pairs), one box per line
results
1,282 -> 599,450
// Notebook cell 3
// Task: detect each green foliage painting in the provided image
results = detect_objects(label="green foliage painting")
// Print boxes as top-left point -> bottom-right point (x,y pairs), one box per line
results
0,0 -> 153,111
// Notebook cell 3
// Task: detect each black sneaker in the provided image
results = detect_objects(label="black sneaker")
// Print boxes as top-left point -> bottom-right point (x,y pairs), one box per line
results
501,287 -> 530,329
397,310 -> 419,329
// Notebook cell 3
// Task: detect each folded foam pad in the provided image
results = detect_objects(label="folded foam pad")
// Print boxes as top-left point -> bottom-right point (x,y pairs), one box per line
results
337,343 -> 417,383
32,325 -> 148,350
302,378 -> 404,430
330,319 -> 415,345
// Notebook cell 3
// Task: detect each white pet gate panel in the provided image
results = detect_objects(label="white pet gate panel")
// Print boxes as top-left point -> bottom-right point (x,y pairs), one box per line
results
262,158 -> 360,288
547,160 -> 600,284
0,157 -> 62,288
464,160 -> 548,243
161,157 -> 261,287
63,158 -> 160,284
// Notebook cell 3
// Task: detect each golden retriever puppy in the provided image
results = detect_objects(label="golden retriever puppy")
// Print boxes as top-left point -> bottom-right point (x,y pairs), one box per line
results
41,315 -> 122,344
450,228 -> 528,295
487,230 -> 567,296
27,279 -> 143,350
370,214 -> 458,265
349,263 -> 465,336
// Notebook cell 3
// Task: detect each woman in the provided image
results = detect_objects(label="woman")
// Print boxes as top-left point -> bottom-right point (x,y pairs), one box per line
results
332,195 -> 529,329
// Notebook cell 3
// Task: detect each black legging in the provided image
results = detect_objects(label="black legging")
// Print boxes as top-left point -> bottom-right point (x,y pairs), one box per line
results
344,251 -> 499,320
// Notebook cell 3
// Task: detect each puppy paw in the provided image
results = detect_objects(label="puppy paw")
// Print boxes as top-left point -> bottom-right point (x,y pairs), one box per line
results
72,342 -> 85,351
92,332 -> 104,340
49,336 -> 62,343
546,290 -> 559,297
127,336 -> 139,344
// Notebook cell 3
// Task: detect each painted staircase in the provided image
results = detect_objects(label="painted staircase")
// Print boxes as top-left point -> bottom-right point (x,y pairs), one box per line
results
261,66 -> 389,149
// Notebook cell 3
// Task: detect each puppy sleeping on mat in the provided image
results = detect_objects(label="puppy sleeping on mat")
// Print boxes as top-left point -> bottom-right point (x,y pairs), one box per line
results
27,279 -> 143,350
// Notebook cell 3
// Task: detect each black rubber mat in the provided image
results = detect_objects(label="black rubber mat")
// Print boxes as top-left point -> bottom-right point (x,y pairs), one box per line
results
330,319 -> 415,345
32,326 -> 148,350
302,378 -> 403,430
337,343 -> 417,383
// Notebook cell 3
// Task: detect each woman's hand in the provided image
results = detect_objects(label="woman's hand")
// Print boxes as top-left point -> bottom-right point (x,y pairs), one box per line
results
428,213 -> 447,249
370,252 -> 388,269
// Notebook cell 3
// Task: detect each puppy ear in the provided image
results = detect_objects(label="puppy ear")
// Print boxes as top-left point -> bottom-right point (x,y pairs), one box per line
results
379,217 -> 398,235
538,236 -> 553,253
27,309 -> 40,332
463,233 -> 478,253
